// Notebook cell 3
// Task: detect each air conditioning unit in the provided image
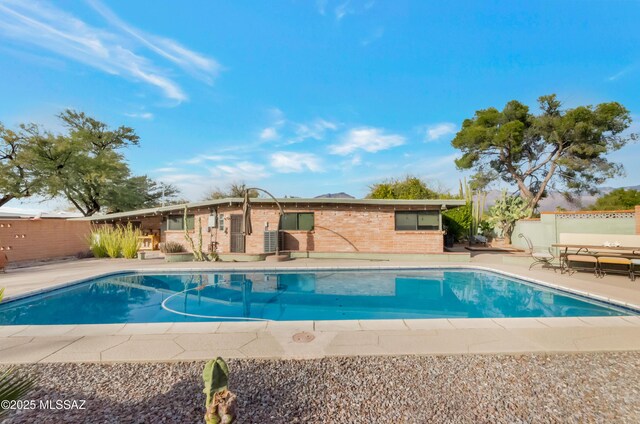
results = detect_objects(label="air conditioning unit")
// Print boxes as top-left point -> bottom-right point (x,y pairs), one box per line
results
264,230 -> 278,253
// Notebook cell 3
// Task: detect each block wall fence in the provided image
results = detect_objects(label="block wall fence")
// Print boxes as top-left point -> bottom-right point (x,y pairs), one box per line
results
512,208 -> 639,251
0,219 -> 92,265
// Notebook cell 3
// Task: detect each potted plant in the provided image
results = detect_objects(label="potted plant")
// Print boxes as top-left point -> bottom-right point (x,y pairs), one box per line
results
162,241 -> 194,262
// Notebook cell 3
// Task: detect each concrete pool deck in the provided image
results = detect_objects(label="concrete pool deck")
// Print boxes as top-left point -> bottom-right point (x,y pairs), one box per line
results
1,257 -> 640,363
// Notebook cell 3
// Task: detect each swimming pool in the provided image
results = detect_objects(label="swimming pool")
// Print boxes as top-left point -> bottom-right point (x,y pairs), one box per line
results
0,269 -> 634,325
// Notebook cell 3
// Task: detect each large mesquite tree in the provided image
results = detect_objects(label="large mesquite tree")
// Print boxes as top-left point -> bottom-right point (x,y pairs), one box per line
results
451,95 -> 636,214
1,110 -> 179,215
0,124 -> 44,207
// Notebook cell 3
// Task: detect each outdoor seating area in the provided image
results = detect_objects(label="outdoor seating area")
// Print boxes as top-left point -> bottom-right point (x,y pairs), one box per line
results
518,233 -> 556,271
553,233 -> 640,281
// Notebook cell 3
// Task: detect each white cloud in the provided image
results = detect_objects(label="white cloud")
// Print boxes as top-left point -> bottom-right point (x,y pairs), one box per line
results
270,152 -> 323,173
291,118 -> 338,143
152,167 -> 179,173
88,0 -> 220,84
260,127 -> 279,141
607,65 -> 637,82
182,154 -> 234,165
212,161 -> 270,180
155,173 -> 203,183
125,112 -> 154,120
0,0 -> 220,102
335,1 -> 351,20
329,127 -> 405,155
426,122 -> 457,141
260,108 -> 338,145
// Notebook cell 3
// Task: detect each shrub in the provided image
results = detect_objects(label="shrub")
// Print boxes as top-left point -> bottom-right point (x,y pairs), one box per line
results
120,223 -> 142,259
101,227 -> 123,258
443,203 -> 472,242
88,226 -> 111,258
163,241 -> 186,253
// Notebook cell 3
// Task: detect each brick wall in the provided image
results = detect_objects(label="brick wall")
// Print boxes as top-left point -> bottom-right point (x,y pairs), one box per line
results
125,204 -> 446,255
219,204 -> 444,254
0,219 -> 92,264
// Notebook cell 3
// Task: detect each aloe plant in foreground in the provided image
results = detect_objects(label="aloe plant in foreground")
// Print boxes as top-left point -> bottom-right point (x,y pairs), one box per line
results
0,288 -> 35,419
203,357 -> 237,424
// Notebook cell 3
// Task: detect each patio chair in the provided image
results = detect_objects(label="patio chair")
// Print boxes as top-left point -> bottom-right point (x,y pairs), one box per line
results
517,233 -> 555,271
631,259 -> 640,282
565,254 -> 599,277
598,256 -> 633,280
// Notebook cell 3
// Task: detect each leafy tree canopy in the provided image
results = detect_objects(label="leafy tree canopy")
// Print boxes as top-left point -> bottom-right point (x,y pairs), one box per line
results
590,188 -> 640,211
0,123 -> 44,206
203,182 -> 259,200
367,176 -> 450,199
451,94 -> 636,214
104,176 -> 180,213
0,110 -> 180,216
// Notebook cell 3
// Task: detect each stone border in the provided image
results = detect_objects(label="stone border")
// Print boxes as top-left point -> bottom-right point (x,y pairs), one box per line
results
2,316 -> 640,363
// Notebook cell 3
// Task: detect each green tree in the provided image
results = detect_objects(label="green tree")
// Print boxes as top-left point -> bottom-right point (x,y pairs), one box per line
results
0,123 -> 44,206
367,176 -> 444,199
103,176 -> 180,213
590,188 -> 640,211
25,110 -> 140,216
3,110 -> 177,216
451,94 -> 636,214
203,181 -> 258,200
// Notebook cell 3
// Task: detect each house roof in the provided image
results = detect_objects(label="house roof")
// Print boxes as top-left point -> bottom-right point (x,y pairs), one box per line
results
81,197 -> 466,222
0,208 -> 84,219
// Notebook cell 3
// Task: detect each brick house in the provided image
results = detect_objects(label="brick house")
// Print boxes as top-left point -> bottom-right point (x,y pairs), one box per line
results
87,198 -> 466,255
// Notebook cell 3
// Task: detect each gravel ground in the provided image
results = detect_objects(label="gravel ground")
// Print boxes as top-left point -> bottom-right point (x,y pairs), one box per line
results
3,352 -> 640,423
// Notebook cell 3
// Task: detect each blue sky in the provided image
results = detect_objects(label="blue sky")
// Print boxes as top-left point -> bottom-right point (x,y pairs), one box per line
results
1,0 -> 639,208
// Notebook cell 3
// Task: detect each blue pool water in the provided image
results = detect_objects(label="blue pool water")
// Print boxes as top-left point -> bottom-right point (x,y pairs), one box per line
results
0,269 -> 634,325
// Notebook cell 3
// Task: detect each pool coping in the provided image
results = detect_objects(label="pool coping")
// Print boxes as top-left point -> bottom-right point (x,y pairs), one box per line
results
2,264 -> 640,363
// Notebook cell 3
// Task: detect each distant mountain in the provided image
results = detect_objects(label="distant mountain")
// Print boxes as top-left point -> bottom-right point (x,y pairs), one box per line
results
483,185 -> 640,212
599,185 -> 640,194
315,192 -> 355,199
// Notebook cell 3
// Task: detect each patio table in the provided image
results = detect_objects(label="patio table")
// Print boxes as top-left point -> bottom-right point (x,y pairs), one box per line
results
552,244 -> 640,274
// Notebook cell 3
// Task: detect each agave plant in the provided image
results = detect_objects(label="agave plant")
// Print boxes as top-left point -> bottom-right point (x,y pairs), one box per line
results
0,288 -> 35,419
203,357 -> 237,424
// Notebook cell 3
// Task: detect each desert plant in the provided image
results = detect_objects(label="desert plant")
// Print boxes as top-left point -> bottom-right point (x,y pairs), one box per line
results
183,206 -> 206,261
0,289 -> 35,419
203,357 -> 236,424
487,190 -> 532,243
87,226 -> 109,258
478,220 -> 495,238
120,223 -> 142,259
163,241 -> 186,253
99,226 -> 122,258
460,178 -> 487,238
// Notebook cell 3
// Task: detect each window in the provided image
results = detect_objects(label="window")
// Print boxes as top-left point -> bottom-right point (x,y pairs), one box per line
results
218,214 -> 225,231
280,213 -> 314,231
394,211 -> 439,231
166,215 -> 195,231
